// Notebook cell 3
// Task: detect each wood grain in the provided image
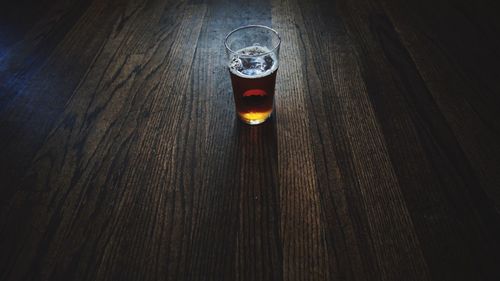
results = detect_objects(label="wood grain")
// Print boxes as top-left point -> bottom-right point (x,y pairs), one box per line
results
1,0 -> 499,280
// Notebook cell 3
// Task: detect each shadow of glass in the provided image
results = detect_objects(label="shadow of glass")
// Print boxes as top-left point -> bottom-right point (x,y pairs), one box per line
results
231,114 -> 283,280
233,114 -> 279,180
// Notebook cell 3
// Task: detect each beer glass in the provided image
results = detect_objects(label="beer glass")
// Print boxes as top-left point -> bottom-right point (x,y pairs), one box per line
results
224,25 -> 281,125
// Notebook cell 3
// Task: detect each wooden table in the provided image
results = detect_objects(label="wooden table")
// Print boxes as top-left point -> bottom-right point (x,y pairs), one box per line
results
1,0 -> 500,280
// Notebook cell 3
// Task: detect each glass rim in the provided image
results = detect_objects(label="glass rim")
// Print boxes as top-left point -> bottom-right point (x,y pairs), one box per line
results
224,25 -> 281,57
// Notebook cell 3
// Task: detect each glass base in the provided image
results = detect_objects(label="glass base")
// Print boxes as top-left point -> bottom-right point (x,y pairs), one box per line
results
238,111 -> 272,125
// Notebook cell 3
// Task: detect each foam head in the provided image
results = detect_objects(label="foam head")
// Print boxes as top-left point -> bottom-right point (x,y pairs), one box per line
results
229,46 -> 278,78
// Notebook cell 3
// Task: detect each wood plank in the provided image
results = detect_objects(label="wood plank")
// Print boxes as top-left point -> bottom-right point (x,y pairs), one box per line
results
271,0 -> 330,279
175,0 -> 282,280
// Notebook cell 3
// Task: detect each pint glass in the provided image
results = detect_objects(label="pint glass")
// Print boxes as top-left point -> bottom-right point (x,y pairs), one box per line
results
224,25 -> 281,125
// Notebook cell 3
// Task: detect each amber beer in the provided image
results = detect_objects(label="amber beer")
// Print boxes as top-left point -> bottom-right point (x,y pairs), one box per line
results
229,47 -> 278,124
225,26 -> 281,125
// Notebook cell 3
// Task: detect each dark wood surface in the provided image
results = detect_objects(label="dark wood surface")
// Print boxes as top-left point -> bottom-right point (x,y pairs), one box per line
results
1,0 -> 500,280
